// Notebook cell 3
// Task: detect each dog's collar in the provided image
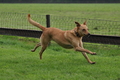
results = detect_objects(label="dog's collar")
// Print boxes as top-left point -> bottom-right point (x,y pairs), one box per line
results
74,31 -> 81,37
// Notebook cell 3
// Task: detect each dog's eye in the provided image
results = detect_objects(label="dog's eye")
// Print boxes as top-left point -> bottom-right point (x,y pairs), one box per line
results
82,29 -> 86,31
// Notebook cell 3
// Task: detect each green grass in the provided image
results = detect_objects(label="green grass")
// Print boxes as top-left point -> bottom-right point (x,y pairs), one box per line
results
0,3 -> 120,80
0,35 -> 120,80
0,3 -> 120,20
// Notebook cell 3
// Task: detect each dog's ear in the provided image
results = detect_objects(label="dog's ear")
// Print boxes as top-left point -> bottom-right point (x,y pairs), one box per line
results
75,22 -> 81,27
83,21 -> 87,25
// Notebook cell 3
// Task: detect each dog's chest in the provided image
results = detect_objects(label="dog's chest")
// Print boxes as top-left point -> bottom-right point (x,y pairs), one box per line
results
57,42 -> 73,49
63,44 -> 73,49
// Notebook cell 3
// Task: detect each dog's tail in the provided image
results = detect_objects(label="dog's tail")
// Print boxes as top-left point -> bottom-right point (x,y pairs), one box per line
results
27,14 -> 46,31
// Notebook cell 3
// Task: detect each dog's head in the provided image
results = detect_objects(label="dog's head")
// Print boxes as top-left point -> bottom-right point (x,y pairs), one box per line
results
74,21 -> 90,37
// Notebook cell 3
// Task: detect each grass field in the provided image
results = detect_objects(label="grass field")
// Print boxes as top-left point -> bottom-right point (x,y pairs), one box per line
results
0,35 -> 120,80
0,3 -> 120,20
0,3 -> 120,80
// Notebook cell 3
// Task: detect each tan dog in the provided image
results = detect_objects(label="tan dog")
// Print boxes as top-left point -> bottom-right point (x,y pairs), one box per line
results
28,14 -> 96,64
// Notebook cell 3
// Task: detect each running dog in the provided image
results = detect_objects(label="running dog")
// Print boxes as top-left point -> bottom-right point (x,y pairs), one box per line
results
27,14 -> 96,64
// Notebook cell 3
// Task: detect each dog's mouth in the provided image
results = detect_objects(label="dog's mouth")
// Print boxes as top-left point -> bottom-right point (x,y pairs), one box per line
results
85,33 -> 91,37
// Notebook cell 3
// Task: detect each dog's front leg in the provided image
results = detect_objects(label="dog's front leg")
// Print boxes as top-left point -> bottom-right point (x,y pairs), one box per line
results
78,42 -> 96,64
82,52 -> 95,64
75,47 -> 96,64
75,47 -> 96,55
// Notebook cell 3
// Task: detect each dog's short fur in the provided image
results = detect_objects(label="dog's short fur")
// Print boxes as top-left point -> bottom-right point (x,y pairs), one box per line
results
28,14 -> 96,64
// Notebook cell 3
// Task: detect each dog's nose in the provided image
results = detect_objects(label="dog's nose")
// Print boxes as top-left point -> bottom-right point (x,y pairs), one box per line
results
88,33 -> 90,36
87,33 -> 91,37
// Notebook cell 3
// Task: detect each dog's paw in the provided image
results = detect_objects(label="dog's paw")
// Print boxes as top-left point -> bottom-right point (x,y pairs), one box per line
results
90,62 -> 96,64
31,49 -> 35,52
91,52 -> 96,55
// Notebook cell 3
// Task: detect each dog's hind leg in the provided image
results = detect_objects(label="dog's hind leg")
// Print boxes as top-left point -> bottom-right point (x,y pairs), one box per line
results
39,45 -> 48,59
31,43 -> 41,52
39,34 -> 51,59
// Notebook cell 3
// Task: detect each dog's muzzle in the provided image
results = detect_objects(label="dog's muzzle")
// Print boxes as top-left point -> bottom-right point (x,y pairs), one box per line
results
87,33 -> 91,37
